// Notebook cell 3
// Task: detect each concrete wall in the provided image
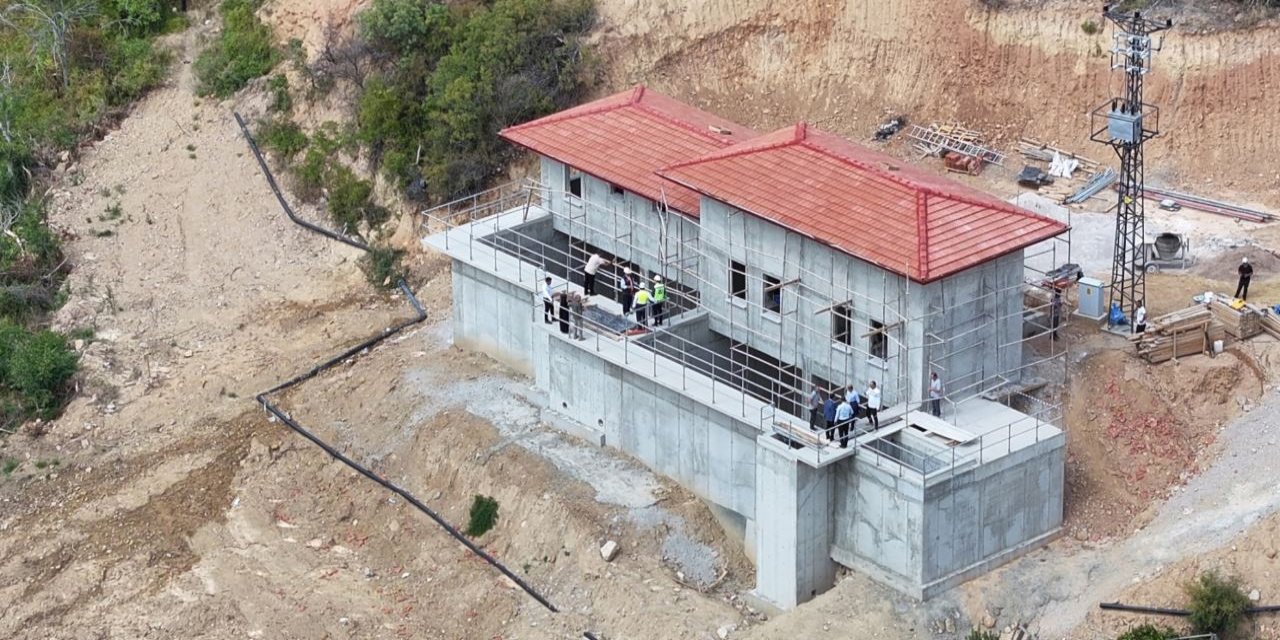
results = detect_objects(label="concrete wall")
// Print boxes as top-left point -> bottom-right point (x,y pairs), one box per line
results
829,455 -> 925,595
697,196 -> 1027,407
540,157 -> 700,286
451,260 -> 546,379
698,196 -> 915,406
548,335 -> 758,521
829,433 -> 1065,598
755,437 -> 837,608
914,251 -> 1026,400
919,432 -> 1065,589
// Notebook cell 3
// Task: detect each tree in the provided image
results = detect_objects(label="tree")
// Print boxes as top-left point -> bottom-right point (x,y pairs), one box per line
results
0,0 -> 99,90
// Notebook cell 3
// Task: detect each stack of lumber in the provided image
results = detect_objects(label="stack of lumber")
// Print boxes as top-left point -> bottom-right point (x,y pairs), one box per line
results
1018,137 -> 1101,173
1131,306 -> 1226,364
1261,312 -> 1280,339
1207,297 -> 1263,339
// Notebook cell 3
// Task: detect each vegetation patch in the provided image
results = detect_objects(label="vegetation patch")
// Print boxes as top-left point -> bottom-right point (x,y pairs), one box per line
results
465,494 -> 500,537
360,245 -> 404,289
1116,624 -> 1180,640
1185,571 -> 1251,637
0,0 -> 176,430
194,0 -> 278,97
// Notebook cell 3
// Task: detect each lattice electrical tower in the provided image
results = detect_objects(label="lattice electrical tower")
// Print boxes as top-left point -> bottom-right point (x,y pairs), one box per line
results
1089,5 -> 1172,331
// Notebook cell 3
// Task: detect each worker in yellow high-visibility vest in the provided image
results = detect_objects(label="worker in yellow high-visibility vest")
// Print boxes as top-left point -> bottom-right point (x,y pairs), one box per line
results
652,275 -> 667,326
633,283 -> 653,327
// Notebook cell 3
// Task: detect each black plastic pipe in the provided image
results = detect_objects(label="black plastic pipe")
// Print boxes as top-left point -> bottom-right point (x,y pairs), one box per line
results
234,107 -> 613,637
234,112 -> 369,252
1100,602 -> 1280,616
256,396 -> 559,612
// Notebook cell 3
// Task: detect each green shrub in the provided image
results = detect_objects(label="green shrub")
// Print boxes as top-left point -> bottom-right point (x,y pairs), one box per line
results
1116,624 -> 1179,640
257,117 -> 308,160
325,166 -> 375,230
354,0 -> 595,200
6,329 -> 78,416
195,0 -> 279,97
294,147 -> 328,201
267,73 -> 292,113
1186,571 -> 1251,636
106,37 -> 169,106
361,246 -> 403,288
1081,20 -> 1100,35
965,631 -> 998,640
112,0 -> 166,36
465,494 -> 499,537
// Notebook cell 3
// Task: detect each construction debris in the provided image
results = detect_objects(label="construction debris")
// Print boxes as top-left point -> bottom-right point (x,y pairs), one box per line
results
1131,306 -> 1226,364
1017,165 -> 1053,188
1048,152 -> 1080,178
600,540 -> 620,562
1261,313 -> 1280,340
873,115 -> 906,141
1065,167 -> 1118,204
1134,186 -> 1276,223
1018,137 -> 1101,173
908,123 -> 1006,166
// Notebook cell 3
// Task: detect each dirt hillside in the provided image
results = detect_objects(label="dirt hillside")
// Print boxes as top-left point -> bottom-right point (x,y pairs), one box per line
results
587,0 -> 1280,208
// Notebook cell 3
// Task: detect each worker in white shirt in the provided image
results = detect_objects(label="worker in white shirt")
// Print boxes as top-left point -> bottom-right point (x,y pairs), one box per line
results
928,372 -> 943,418
583,253 -> 611,296
1134,300 -> 1147,334
845,385 -> 861,408
834,397 -> 854,448
865,381 -> 882,429
541,276 -> 554,324
808,387 -> 824,432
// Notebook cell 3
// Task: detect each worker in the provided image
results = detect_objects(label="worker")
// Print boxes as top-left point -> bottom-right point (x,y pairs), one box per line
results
834,396 -> 854,448
1134,299 -> 1147,334
618,267 -> 637,315
1236,257 -> 1253,300
557,292 -> 571,335
1050,289 -> 1063,339
652,275 -> 668,326
633,283 -> 653,327
929,372 -> 943,418
845,384 -> 862,408
822,390 -> 838,434
583,252 -> 610,296
569,292 -> 589,340
540,276 -> 554,324
808,387 -> 824,432
865,381 -> 882,429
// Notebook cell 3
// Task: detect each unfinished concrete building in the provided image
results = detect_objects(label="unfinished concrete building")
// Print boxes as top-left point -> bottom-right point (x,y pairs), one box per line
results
423,86 -> 1071,608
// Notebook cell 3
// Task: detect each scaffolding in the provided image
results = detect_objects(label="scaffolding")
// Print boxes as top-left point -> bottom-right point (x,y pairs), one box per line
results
422,179 -> 1070,474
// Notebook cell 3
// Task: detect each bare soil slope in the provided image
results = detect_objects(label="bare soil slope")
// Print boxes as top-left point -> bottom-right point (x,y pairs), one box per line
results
590,0 -> 1280,207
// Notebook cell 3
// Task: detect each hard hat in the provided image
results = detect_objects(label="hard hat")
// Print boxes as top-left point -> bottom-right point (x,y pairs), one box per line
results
654,275 -> 663,283
1243,257 -> 1249,263
623,267 -> 632,274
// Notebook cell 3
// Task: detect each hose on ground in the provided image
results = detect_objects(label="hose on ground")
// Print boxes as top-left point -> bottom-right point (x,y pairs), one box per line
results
237,110 -> 578,619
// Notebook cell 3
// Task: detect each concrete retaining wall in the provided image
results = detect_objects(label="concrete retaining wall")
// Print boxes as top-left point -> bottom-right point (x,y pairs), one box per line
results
829,433 -> 1065,598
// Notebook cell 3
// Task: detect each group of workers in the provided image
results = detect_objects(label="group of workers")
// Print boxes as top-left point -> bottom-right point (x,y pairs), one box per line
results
805,372 -> 945,448
542,252 -> 669,333
541,279 -> 590,340
807,381 -> 885,448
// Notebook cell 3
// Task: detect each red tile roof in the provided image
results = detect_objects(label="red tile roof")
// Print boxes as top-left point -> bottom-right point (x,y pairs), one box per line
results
658,123 -> 1069,283
500,86 -> 757,216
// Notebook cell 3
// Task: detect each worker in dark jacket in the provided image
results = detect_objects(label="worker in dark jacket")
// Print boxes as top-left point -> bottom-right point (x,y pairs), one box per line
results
1236,257 -> 1253,300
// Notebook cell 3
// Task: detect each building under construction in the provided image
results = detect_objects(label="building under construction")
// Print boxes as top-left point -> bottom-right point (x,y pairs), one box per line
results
423,86 -> 1071,608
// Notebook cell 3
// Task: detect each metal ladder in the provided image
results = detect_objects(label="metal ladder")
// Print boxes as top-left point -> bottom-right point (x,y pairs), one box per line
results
906,125 -> 1007,166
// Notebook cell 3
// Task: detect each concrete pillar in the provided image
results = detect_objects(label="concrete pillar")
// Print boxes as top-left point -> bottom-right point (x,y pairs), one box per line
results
752,436 -> 836,609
